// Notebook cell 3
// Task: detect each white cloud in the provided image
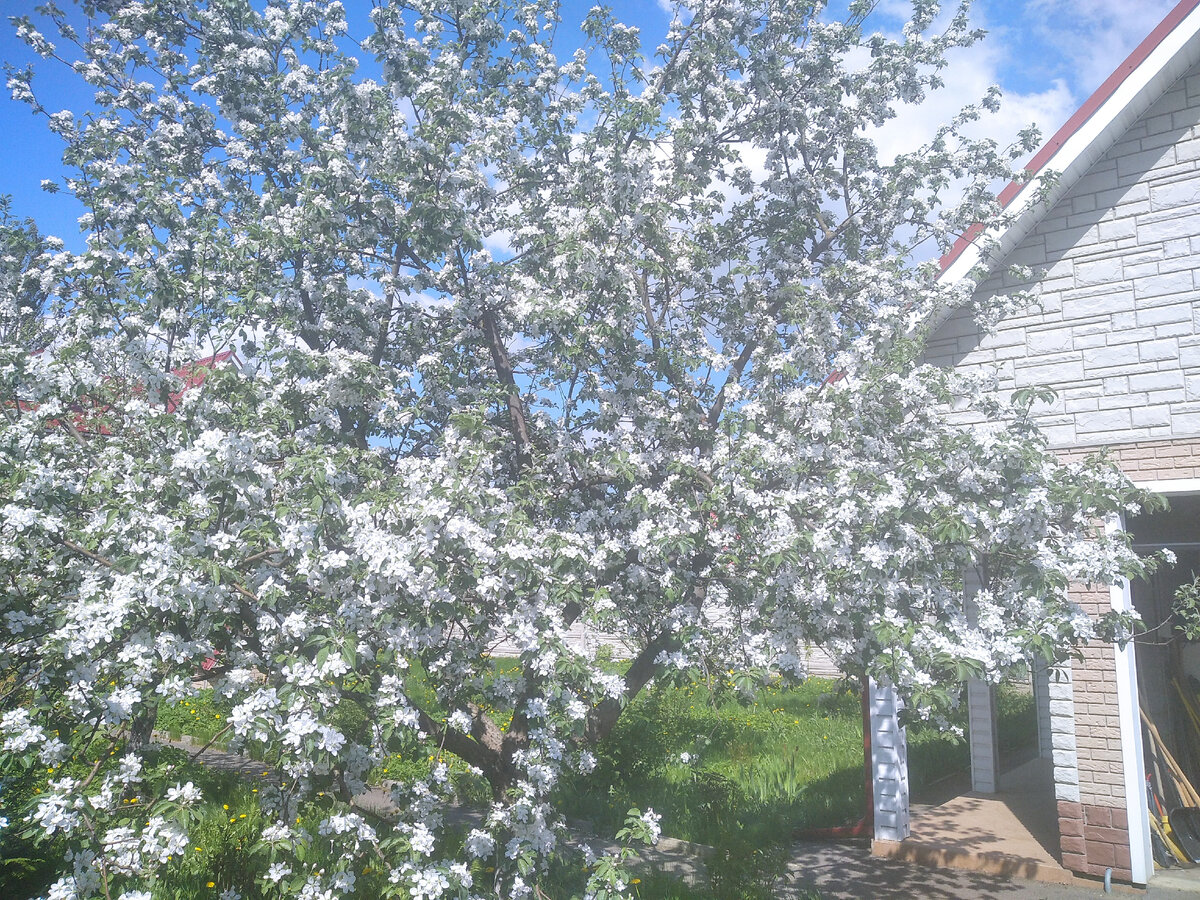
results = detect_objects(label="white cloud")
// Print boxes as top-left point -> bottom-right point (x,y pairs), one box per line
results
838,0 -> 1180,170
866,38 -> 1078,167
1022,0 -> 1178,94
483,228 -> 515,257
839,2 -> 1076,170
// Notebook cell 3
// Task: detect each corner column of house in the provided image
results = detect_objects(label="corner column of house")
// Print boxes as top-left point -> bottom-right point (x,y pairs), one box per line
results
1110,560 -> 1152,888
1047,662 -> 1081,820
1056,586 -> 1141,883
870,678 -> 910,843
963,568 -> 1000,792
1033,659 -> 1053,759
967,680 -> 999,793
1051,438 -> 1200,884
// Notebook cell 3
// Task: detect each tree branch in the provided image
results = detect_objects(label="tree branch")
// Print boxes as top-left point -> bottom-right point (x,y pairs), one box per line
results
480,307 -> 534,469
584,631 -> 675,743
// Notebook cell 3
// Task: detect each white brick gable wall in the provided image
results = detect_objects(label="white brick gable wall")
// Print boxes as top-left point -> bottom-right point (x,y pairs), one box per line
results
925,59 -> 1200,448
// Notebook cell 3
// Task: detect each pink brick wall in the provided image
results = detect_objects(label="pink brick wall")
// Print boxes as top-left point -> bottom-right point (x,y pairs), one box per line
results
1103,438 -> 1200,479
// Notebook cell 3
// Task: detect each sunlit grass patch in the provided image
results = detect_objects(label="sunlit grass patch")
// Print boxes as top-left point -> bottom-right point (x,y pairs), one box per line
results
155,689 -> 233,746
555,675 -> 1036,848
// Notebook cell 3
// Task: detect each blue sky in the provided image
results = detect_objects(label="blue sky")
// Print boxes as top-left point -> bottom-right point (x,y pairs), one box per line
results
0,0 -> 1182,248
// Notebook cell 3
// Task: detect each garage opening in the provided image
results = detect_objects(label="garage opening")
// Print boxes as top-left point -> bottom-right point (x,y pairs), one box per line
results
1128,492 -> 1200,874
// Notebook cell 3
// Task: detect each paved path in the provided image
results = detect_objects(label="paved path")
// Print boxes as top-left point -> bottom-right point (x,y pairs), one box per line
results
156,737 -> 1200,898
778,840 -> 1200,898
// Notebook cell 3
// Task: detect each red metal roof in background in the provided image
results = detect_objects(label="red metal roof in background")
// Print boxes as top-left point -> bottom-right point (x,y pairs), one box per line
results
938,0 -> 1200,274
166,349 -> 239,412
15,350 -> 239,429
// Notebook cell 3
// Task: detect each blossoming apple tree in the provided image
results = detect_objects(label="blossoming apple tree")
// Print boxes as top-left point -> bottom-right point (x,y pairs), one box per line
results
0,1 -> 1160,897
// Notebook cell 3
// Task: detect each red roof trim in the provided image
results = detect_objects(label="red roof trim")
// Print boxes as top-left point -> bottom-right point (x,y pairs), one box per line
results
938,0 -> 1200,274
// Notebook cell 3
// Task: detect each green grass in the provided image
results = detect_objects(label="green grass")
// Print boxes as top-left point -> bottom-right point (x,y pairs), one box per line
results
153,672 -> 1037,850
139,668 -> 1035,899
155,690 -> 233,746
554,675 -> 1037,848
142,751 -> 272,900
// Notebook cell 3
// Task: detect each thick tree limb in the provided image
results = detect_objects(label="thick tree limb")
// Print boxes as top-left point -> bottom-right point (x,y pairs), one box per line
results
480,307 -> 534,469
584,631 -> 675,744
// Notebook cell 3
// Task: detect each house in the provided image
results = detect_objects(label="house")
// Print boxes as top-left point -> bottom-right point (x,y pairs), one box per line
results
14,349 -> 240,432
866,0 -> 1200,887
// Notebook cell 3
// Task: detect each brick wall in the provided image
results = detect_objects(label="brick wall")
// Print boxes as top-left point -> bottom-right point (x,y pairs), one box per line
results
1058,800 -> 1132,877
1059,586 -> 1131,879
1096,435 -> 1200,478
1055,437 -> 1200,880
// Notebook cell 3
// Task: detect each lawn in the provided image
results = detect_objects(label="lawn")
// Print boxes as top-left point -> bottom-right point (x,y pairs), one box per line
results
553,673 -> 1037,847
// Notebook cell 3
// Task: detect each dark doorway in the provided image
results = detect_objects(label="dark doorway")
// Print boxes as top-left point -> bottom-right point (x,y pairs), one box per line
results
1128,493 -> 1200,806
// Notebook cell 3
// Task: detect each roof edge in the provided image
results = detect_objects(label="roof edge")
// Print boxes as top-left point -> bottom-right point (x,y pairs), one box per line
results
937,0 -> 1200,283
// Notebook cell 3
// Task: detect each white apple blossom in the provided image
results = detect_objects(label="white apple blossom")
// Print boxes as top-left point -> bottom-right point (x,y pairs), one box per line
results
465,829 -> 496,859
1,708 -> 45,751
32,779 -> 81,836
164,782 -> 202,804
409,822 -> 437,856
409,867 -> 450,900
639,809 -> 662,845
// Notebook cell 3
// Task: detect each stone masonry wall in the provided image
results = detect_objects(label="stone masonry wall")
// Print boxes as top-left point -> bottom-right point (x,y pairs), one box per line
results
924,58 -> 1200,450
